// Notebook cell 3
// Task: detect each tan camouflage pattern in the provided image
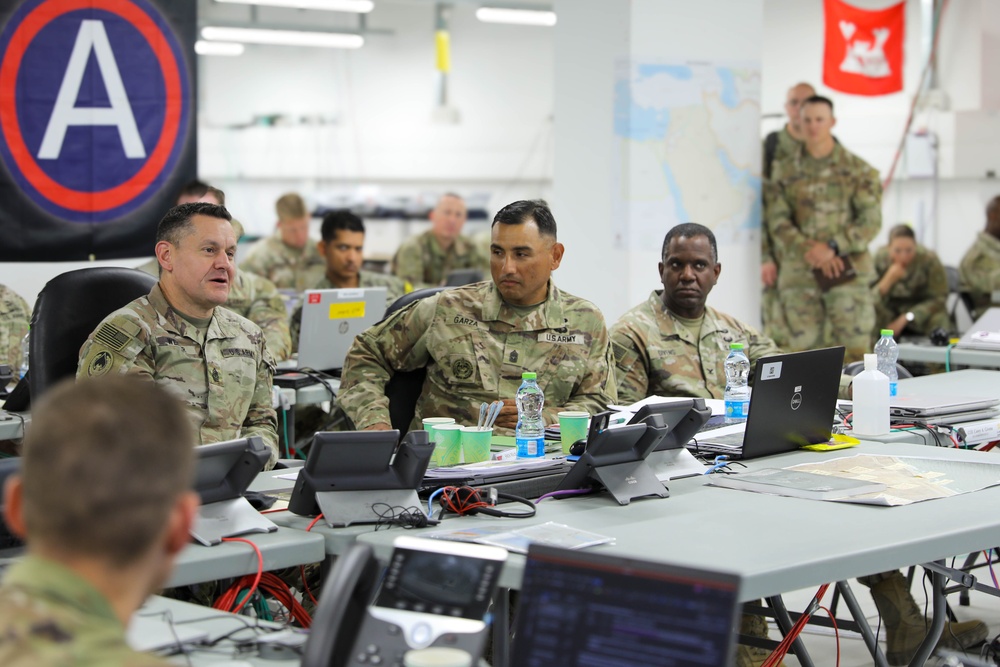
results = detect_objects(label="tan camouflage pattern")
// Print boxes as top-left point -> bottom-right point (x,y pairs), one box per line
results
239,234 -> 326,291
872,245 -> 950,335
290,271 -> 412,351
0,283 -> 30,371
224,270 -> 292,362
959,231 -> 1000,319
136,259 -> 292,361
761,128 -> 802,348
338,280 -> 617,433
76,284 -> 279,468
610,291 -> 782,404
764,142 -> 882,363
391,230 -> 487,287
0,556 -> 171,667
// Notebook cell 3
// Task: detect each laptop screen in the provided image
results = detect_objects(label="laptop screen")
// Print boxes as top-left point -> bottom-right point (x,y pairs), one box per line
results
511,545 -> 740,667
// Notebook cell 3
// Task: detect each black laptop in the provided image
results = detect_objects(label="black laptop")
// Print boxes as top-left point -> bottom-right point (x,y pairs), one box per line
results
689,347 -> 845,460
511,544 -> 741,667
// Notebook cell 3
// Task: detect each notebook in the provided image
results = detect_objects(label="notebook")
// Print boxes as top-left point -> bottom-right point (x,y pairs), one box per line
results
956,308 -> 1000,351
296,287 -> 386,372
689,347 -> 845,460
510,544 -> 741,667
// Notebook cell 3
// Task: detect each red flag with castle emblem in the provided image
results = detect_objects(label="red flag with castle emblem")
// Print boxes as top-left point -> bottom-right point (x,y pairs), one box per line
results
823,0 -> 905,96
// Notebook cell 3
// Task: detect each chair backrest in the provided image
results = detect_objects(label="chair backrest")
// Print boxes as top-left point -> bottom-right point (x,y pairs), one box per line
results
29,267 -> 156,400
944,265 -> 976,333
381,286 -> 449,436
843,360 -> 913,379
381,286 -> 448,321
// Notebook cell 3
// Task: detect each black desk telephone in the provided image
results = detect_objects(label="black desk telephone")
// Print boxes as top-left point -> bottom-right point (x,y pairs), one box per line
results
302,536 -> 507,667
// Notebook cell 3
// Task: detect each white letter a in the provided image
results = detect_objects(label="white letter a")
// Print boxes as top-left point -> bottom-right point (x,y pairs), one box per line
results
38,19 -> 146,160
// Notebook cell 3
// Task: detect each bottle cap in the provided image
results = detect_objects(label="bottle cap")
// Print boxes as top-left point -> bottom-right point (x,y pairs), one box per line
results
521,372 -> 536,380
880,329 -> 893,337
729,343 -> 744,350
864,354 -> 877,371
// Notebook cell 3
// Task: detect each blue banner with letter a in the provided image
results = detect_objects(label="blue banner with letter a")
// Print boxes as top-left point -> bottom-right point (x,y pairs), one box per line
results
0,0 -> 196,260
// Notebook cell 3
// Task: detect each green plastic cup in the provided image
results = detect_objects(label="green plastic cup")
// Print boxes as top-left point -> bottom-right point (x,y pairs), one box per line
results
461,426 -> 493,463
421,417 -> 456,443
432,423 -> 463,467
558,411 -> 590,454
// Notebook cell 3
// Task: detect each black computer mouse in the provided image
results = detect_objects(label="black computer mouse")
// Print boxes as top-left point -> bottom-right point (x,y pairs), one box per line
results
568,439 -> 587,456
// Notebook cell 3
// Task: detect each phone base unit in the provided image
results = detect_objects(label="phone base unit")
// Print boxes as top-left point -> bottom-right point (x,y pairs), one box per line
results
346,536 -> 506,667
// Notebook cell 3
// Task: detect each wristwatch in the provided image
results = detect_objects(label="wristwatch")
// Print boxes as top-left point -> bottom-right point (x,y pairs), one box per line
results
827,240 -> 840,255
905,311 -> 915,323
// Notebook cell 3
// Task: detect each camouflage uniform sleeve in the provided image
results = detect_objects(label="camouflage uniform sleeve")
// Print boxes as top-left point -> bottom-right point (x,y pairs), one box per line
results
238,244 -> 268,279
244,345 -> 279,468
609,321 -> 649,406
763,169 -> 813,259
543,317 -> 618,423
246,277 -> 292,361
761,224 -> 776,266
910,253 -> 949,331
831,164 -> 882,255
961,245 -> 1000,295
338,298 -> 436,429
0,288 -> 30,370
392,239 -> 427,287
77,315 -> 154,380
290,304 -> 303,352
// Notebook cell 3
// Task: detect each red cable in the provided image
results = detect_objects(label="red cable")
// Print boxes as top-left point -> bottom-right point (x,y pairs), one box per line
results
819,605 -> 841,667
298,513 -> 325,606
216,537 -> 264,614
762,584 -> 830,667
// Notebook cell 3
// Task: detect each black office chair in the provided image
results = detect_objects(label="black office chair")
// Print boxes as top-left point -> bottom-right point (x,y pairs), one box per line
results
842,360 -> 913,379
381,287 -> 449,436
28,267 -> 156,400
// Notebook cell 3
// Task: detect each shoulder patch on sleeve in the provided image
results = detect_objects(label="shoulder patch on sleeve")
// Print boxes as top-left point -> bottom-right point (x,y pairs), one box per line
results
93,321 -> 135,352
611,340 -> 636,367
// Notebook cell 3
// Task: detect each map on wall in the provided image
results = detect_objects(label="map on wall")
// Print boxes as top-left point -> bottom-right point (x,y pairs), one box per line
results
612,60 -> 762,251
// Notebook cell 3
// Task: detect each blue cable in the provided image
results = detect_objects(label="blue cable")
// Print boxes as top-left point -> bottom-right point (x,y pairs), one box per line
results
427,487 -> 446,517
704,455 -> 731,475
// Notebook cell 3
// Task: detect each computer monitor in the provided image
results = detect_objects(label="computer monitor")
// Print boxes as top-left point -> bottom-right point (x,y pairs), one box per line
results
288,430 -> 434,517
511,544 -> 741,667
0,458 -> 23,550
194,436 -> 270,505
628,398 -> 712,450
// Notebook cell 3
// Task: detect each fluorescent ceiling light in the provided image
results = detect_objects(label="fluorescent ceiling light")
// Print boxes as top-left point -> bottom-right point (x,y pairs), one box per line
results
476,7 -> 556,26
214,0 -> 374,12
195,40 -> 245,56
201,26 -> 364,48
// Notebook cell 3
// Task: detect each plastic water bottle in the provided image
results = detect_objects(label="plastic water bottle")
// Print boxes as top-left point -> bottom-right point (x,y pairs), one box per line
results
724,343 -> 751,424
515,372 -> 545,458
18,331 -> 29,379
874,329 -> 899,397
852,354 -> 890,436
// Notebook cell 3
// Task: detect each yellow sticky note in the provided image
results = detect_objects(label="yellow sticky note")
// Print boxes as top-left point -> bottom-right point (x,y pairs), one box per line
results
329,302 -> 365,319
801,433 -> 861,452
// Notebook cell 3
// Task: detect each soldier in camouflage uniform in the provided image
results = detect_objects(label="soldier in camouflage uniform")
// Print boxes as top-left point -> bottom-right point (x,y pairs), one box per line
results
77,203 -> 279,468
0,377 -> 198,667
872,224 -> 951,337
959,195 -> 1000,319
392,193 -> 487,287
761,82 -> 815,348
291,210 -> 412,350
764,95 -> 882,364
240,192 -> 326,291
340,199 -> 616,433
611,224 -> 782,406
0,282 -> 30,372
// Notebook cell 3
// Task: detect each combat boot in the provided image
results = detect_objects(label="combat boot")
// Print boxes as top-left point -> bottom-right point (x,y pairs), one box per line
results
864,571 -> 988,666
735,607 -> 785,667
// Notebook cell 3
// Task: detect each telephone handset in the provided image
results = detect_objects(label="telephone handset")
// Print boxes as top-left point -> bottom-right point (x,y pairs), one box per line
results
302,536 -> 508,667
301,543 -> 382,667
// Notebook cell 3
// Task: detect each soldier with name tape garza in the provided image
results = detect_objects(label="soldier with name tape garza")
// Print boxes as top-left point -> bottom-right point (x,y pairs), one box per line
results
339,199 -> 616,433
764,95 -> 882,364
77,203 -> 279,468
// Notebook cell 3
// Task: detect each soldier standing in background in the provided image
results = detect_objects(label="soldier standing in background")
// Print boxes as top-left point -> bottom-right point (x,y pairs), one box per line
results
872,224 -> 950,337
761,82 -> 815,347
0,283 -> 30,372
241,192 -> 326,291
764,95 -> 882,363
